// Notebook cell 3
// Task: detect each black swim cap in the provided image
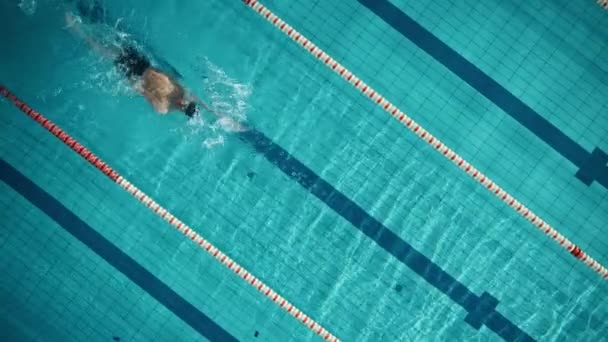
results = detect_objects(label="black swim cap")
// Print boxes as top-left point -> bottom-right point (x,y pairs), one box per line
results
184,102 -> 198,118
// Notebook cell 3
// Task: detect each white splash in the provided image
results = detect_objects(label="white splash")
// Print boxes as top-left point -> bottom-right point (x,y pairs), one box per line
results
182,58 -> 252,148
203,58 -> 252,123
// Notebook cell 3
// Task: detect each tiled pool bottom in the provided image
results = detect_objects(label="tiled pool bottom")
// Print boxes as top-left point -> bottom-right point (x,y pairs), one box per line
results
2,0 -> 608,340
2,88 -> 607,341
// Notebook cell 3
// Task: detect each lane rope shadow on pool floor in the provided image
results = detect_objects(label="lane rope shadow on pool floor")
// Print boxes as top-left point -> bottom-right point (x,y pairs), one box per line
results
239,128 -> 535,342
240,0 -> 608,281
357,0 -> 608,189
0,83 -> 532,340
0,86 -> 340,342
0,158 -> 237,342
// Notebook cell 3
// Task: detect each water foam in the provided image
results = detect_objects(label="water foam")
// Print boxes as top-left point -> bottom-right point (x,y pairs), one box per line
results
185,58 -> 252,148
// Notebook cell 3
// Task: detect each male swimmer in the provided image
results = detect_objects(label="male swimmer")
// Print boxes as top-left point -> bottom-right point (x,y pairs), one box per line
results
65,1 -> 209,118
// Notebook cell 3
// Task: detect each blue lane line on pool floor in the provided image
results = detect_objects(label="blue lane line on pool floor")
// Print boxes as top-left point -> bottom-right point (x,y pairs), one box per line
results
358,0 -> 608,190
239,129 -> 535,342
0,158 -> 236,342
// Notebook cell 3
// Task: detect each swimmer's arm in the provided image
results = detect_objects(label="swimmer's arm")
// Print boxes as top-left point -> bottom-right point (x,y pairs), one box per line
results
133,79 -> 144,93
141,89 -> 170,114
188,95 -> 248,131
187,94 -> 214,115
147,97 -> 170,114
65,12 -> 118,59
198,100 -> 213,114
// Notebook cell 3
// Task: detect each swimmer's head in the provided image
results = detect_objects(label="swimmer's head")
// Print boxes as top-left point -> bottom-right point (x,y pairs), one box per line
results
180,100 -> 198,118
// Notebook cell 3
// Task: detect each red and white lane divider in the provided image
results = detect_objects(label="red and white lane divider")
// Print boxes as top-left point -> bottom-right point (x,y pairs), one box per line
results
241,0 -> 608,280
0,86 -> 340,342
598,0 -> 608,9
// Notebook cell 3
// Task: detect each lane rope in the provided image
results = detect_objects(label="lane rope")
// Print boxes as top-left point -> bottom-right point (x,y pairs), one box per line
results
241,0 -> 608,280
0,85 -> 341,342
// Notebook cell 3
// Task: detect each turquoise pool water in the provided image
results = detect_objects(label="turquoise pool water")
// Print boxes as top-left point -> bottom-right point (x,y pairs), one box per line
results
1,0 -> 607,341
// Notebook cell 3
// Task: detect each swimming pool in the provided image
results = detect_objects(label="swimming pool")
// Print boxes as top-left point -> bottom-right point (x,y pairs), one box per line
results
1,0 -> 607,340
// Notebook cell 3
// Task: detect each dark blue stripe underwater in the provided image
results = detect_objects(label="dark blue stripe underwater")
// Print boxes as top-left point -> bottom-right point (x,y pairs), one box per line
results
358,0 -> 608,189
0,158 -> 236,342
239,129 -> 535,342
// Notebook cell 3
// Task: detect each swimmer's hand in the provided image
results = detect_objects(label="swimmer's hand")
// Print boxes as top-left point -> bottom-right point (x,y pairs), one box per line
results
184,94 -> 247,131
65,12 -> 82,29
215,117 -> 248,132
